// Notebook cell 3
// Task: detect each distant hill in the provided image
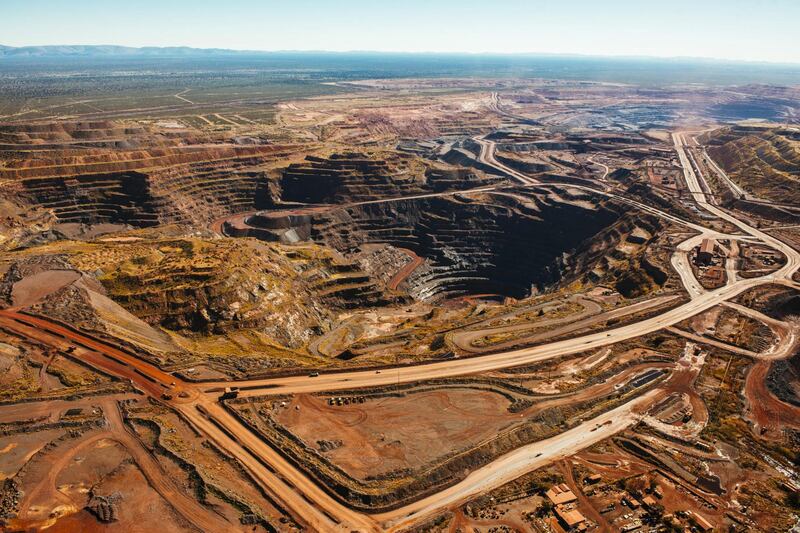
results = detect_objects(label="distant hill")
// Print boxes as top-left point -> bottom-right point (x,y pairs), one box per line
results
2,45 -> 800,86
0,44 -> 252,57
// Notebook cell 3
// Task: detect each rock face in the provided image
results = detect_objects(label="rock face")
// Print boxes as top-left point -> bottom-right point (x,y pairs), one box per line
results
244,187 -> 654,300
279,152 -> 492,204
0,122 -> 302,227
767,352 -> 800,407
2,130 -> 499,231
0,121 -> 146,146
0,479 -> 21,520
51,237 -> 395,347
18,172 -> 162,227
10,159 -> 278,227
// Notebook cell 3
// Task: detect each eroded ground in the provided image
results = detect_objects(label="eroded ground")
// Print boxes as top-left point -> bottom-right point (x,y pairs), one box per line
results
1,64 -> 799,533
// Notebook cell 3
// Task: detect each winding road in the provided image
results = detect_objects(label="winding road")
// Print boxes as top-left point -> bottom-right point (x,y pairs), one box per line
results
4,121 -> 800,532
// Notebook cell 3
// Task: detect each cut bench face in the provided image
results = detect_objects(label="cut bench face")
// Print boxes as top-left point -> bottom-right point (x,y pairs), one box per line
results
0,51 -> 799,533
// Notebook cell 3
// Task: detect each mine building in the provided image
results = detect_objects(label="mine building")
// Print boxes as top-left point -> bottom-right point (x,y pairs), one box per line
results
585,473 -> 602,484
546,484 -> 578,505
220,387 -> 240,400
555,506 -> 587,531
626,227 -> 650,245
696,238 -> 715,265
704,266 -> 725,285
641,495 -> 658,509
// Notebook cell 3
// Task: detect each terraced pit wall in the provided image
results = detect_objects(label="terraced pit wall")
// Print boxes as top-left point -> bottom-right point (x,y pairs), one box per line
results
279,152 -> 495,204
2,145 -> 301,226
704,126 -> 800,206
302,190 -> 661,300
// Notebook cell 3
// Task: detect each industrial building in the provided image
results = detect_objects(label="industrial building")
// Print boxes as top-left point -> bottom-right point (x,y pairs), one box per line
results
696,238 -> 715,265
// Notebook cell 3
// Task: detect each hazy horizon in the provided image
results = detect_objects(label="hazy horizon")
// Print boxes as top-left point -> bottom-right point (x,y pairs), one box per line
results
3,0 -> 799,64
3,44 -> 800,67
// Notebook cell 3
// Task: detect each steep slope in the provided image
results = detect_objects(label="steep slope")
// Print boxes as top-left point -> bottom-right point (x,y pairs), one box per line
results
705,126 -> 800,204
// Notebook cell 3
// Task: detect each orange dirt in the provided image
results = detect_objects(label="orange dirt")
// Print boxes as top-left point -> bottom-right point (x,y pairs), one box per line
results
275,388 -> 516,479
274,362 -> 667,480
387,248 -> 424,290
559,459 -> 613,533
10,269 -> 81,308
744,360 -> 800,436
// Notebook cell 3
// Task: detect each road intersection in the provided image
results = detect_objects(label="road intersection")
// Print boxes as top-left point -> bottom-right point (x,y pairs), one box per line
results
3,119 -> 799,531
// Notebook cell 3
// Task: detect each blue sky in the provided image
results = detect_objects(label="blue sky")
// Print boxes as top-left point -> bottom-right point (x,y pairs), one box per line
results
3,0 -> 799,63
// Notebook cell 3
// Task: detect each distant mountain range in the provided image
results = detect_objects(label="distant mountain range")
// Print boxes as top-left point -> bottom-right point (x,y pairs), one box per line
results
1,45 -> 798,70
0,44 -> 253,57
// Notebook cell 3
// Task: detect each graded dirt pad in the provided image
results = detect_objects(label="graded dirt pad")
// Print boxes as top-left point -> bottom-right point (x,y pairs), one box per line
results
269,362 -> 661,484
10,269 -> 81,307
0,396 -> 132,425
0,429 -> 64,481
44,460 -> 194,533
274,388 -> 517,479
13,433 -> 123,527
55,438 -> 132,497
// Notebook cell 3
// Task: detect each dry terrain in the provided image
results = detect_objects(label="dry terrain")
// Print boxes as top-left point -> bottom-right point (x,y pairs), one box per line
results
1,59 -> 799,533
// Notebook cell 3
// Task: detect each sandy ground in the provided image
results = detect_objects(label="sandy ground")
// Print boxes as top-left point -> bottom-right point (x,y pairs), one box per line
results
7,399 -> 238,532
744,360 -> 800,436
11,269 -> 81,308
275,388 -> 516,478
450,509 -> 532,532
274,362 -> 667,480
0,429 -> 64,481
45,459 -> 196,533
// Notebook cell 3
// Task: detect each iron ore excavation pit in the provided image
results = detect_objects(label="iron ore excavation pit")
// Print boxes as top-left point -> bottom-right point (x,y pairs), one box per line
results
2,32 -> 800,533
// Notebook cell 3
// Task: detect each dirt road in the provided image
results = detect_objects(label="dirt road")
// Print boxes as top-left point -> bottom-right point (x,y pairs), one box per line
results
452,295 -> 678,353
0,309 -> 375,531
180,398 -> 380,532
0,310 -> 197,402
102,399 -> 238,532
4,124 -> 799,532
375,388 -> 662,531
12,398 -> 235,532
208,278 -> 798,398
387,248 -> 424,290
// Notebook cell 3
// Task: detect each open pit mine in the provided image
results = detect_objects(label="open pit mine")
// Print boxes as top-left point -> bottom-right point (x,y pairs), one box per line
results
1,53 -> 800,533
